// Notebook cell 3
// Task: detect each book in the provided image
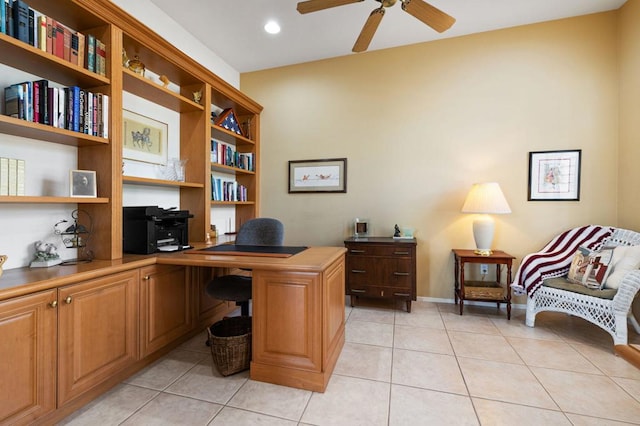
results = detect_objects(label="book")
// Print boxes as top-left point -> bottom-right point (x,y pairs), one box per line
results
16,158 -> 24,195
69,85 -> 80,132
101,93 -> 108,138
63,25 -> 71,62
53,20 -> 64,59
45,15 -> 52,53
6,0 -> 12,37
86,33 -> 95,72
27,5 -> 33,45
57,86 -> 65,128
32,79 -> 39,123
78,88 -> 85,133
76,32 -> 85,68
36,13 -> 45,51
7,157 -> 17,196
4,84 -> 20,118
0,157 -> 8,196
11,0 -> 29,43
70,32 -> 79,65
1,0 -> 6,34
35,79 -> 48,124
47,86 -> 56,127
96,39 -> 106,76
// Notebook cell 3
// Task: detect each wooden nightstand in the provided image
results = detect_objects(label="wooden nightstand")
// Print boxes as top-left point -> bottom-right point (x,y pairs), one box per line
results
452,249 -> 515,319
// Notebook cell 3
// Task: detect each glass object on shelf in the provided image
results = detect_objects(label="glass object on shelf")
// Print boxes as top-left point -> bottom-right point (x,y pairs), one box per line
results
127,55 -> 146,76
156,158 -> 188,181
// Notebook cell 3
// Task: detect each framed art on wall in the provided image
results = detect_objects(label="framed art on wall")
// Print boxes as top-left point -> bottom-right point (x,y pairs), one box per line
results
288,158 -> 347,193
528,149 -> 581,201
122,109 -> 168,165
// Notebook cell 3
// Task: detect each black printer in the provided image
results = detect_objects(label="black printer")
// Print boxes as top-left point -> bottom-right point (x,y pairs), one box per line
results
123,206 -> 193,254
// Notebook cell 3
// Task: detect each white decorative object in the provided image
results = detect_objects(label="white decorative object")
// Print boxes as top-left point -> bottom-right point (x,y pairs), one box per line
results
461,182 -> 511,256
30,241 -> 62,268
524,227 -> 640,345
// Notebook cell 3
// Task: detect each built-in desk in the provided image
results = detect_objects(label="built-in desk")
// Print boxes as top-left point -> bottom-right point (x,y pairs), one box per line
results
0,246 -> 346,395
158,246 -> 347,392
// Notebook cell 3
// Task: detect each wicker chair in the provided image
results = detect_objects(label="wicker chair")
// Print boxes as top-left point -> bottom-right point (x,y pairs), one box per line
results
523,227 -> 640,345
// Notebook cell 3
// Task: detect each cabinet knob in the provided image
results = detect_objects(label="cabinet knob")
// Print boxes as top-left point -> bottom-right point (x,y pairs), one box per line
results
143,275 -> 151,280
49,300 -> 58,308
65,296 -> 72,304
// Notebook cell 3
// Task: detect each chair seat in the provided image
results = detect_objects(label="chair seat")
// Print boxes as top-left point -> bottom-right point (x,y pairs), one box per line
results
206,275 -> 252,302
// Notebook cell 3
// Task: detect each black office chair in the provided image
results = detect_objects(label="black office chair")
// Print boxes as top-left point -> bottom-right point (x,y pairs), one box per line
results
205,218 -> 284,316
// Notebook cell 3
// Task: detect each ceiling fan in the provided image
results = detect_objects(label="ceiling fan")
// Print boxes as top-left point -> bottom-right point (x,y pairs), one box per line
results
297,0 -> 456,53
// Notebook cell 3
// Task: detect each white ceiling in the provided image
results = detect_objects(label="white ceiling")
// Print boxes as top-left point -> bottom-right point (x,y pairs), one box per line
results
149,0 -> 627,73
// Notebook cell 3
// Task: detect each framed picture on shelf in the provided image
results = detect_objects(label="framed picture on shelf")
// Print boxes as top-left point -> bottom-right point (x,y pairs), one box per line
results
288,158 -> 347,193
70,170 -> 97,198
122,109 -> 168,165
528,149 -> 581,201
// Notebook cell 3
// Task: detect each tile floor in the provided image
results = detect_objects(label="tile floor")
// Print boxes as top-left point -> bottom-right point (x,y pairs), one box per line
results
60,300 -> 640,425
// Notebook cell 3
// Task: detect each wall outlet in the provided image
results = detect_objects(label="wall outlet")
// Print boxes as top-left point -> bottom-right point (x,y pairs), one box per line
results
480,264 -> 489,275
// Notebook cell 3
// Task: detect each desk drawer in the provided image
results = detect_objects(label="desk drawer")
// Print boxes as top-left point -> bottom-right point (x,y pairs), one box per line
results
345,244 -> 414,258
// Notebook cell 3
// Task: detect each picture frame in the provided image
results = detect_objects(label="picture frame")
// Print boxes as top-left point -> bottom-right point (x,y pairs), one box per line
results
70,170 -> 97,198
528,149 -> 581,201
122,109 -> 168,165
288,158 -> 347,193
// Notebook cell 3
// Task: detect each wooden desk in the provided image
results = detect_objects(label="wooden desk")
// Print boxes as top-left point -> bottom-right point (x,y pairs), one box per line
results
452,249 -> 515,319
0,246 -> 346,394
159,246 -> 347,392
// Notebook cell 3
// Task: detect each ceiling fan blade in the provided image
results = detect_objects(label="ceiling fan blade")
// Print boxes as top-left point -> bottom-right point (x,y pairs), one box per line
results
297,0 -> 364,14
401,0 -> 456,33
352,8 -> 385,52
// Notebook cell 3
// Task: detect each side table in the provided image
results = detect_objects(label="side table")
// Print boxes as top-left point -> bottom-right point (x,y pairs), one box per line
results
452,249 -> 515,319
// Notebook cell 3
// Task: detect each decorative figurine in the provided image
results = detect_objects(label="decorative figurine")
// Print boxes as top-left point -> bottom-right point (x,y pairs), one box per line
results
127,55 -> 145,76
159,75 -> 169,88
0,254 -> 6,278
122,48 -> 130,68
394,224 -> 401,238
30,241 -> 62,268
192,90 -> 202,104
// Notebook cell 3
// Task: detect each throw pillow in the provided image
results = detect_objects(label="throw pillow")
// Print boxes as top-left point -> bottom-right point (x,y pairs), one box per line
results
603,245 -> 640,289
567,246 -> 615,289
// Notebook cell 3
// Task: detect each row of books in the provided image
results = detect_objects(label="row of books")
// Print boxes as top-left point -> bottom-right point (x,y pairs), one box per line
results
0,157 -> 25,196
1,0 -> 106,76
211,176 -> 248,202
210,139 -> 254,171
4,80 -> 110,138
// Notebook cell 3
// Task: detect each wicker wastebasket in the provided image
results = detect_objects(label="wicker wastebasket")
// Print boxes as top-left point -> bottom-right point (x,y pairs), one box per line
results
207,316 -> 252,376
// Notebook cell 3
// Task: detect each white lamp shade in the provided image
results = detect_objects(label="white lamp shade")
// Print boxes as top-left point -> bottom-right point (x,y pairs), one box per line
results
461,182 -> 511,214
461,182 -> 511,255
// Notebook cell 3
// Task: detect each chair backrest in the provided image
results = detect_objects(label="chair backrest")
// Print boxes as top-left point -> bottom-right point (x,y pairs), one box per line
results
235,218 -> 284,246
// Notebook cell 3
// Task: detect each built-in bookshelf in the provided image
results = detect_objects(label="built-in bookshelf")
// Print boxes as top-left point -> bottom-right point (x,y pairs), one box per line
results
0,0 -> 262,259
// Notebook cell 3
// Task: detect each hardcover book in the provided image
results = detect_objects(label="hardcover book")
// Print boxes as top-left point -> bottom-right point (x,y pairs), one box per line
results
4,84 -> 20,118
86,33 -> 95,72
11,0 -> 29,43
0,157 -> 8,196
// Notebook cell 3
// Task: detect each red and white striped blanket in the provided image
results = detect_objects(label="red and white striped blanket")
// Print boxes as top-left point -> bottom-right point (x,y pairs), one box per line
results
511,225 -> 614,297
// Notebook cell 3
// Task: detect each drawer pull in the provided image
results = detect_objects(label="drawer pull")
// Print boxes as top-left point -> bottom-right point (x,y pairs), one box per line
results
64,296 -> 72,304
394,272 -> 410,276
393,292 -> 411,297
351,269 -> 366,273
350,249 -> 366,254
49,300 -> 58,308
394,251 -> 410,255
351,289 -> 366,293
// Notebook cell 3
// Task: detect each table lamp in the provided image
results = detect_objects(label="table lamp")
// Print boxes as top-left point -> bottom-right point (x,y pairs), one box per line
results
461,182 -> 511,256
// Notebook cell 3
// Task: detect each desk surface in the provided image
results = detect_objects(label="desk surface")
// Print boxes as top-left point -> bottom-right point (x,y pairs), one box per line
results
0,246 -> 346,301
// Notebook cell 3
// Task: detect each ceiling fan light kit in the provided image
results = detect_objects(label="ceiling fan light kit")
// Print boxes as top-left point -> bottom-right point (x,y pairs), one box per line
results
297,0 -> 456,53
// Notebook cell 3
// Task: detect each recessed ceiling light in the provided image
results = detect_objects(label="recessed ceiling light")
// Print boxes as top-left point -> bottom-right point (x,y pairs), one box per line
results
264,20 -> 281,34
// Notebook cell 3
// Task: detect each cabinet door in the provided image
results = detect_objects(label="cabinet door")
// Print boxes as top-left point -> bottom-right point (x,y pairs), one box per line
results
57,270 -> 138,405
0,290 -> 57,425
140,264 -> 191,357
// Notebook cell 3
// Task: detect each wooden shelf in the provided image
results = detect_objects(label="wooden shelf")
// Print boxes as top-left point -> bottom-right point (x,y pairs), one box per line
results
122,68 -> 204,113
0,32 -> 110,89
0,115 -> 109,147
0,196 -> 109,204
210,124 -> 255,146
123,176 -> 204,188
210,163 -> 255,175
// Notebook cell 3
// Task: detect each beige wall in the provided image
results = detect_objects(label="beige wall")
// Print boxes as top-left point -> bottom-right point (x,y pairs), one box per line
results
618,0 -> 640,318
241,12 -> 621,300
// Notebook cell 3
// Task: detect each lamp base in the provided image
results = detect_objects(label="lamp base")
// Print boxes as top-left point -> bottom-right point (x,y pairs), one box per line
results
473,249 -> 493,256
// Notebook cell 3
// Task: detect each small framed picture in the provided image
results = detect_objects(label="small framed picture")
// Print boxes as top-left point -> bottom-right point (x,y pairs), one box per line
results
288,158 -> 347,193
528,150 -> 581,201
70,170 -> 97,198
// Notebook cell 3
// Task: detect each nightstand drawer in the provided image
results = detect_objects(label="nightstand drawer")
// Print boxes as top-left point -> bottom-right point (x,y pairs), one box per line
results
345,244 -> 414,258
348,285 -> 413,299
